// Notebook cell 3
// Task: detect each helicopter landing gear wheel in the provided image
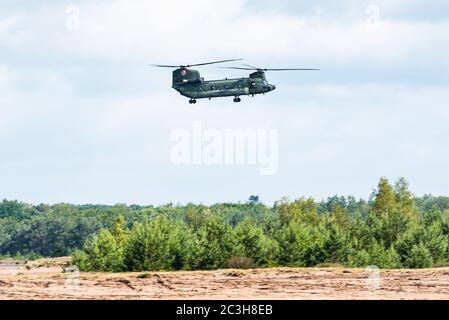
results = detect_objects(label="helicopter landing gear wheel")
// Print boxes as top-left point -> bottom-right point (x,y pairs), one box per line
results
233,97 -> 241,103
189,99 -> 197,104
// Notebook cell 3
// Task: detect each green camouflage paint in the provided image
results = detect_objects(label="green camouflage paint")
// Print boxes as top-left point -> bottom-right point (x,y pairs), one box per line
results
172,68 -> 276,101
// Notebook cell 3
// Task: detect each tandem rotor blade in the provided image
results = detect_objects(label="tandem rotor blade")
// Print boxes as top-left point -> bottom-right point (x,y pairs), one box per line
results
222,65 -> 320,72
149,59 -> 243,69
263,68 -> 320,71
187,59 -> 243,67
242,64 -> 259,70
221,67 -> 255,71
149,64 -> 181,68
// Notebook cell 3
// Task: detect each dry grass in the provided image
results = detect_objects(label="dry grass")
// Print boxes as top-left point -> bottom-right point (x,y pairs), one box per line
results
25,257 -> 71,269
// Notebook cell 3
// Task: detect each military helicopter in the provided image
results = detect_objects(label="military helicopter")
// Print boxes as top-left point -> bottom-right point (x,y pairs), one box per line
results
151,59 -> 319,104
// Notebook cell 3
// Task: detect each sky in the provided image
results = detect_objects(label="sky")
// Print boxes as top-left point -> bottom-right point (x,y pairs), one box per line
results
1,0 -> 449,205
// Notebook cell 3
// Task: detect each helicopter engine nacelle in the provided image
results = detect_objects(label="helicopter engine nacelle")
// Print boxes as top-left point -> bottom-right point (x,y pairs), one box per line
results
249,71 -> 267,80
173,68 -> 201,86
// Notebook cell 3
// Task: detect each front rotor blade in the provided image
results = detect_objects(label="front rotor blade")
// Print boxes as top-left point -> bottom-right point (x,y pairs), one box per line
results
242,64 -> 259,70
221,67 -> 255,71
264,68 -> 320,71
188,59 -> 243,67
148,64 -> 180,68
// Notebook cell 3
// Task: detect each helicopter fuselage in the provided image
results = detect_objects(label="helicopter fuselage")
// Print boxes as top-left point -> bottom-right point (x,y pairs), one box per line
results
171,68 -> 275,103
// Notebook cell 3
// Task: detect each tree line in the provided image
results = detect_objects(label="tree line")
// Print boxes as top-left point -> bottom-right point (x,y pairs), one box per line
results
2,178 -> 449,271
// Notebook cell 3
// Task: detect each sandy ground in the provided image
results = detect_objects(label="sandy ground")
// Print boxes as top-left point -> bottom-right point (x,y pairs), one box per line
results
1,259 -> 449,300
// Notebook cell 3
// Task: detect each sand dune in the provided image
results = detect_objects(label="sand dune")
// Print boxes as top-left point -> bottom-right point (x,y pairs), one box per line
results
1,259 -> 449,300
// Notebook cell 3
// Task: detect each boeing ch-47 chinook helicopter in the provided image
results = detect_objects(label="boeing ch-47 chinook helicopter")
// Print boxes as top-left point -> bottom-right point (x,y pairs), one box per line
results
151,59 -> 319,104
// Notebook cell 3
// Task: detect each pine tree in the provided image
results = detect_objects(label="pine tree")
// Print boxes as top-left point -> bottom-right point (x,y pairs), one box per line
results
394,178 -> 419,222
422,222 -> 448,265
123,217 -> 188,271
321,218 -> 346,264
346,247 -> 370,268
277,198 -> 319,225
406,243 -> 433,268
195,217 -> 237,270
330,205 -> 350,229
73,229 -> 123,272
234,218 -> 279,267
367,241 -> 401,268
372,177 -> 397,216
277,221 -> 327,267
111,216 -> 128,247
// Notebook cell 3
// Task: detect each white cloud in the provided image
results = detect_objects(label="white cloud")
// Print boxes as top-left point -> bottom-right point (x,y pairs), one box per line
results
0,17 -> 22,45
2,68 -> 449,203
1,1 -> 449,203
2,0 -> 448,70
69,3 -> 449,68
0,65 -> 75,137
0,65 -> 7,90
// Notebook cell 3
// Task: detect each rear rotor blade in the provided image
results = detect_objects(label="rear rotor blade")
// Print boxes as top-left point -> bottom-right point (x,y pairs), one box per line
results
222,66 -> 320,72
